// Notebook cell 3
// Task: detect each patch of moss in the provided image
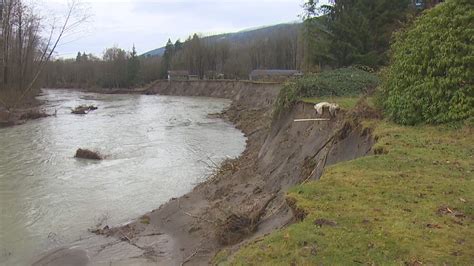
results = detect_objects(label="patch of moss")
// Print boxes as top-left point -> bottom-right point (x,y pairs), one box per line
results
219,119 -> 474,265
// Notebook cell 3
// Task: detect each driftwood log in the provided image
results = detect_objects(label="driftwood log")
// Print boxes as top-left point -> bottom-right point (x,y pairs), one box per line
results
72,105 -> 98,115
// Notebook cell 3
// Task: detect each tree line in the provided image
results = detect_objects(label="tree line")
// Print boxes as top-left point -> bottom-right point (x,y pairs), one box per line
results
0,0 -> 86,110
44,46 -> 162,88
43,0 -> 420,89
3,0 -> 424,94
161,27 -> 303,80
43,24 -> 305,88
303,0 -> 416,69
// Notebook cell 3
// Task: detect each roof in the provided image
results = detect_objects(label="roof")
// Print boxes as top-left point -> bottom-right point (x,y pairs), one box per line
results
250,69 -> 300,76
168,70 -> 189,76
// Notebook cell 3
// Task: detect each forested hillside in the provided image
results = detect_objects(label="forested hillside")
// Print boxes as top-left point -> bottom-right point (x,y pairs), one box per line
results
159,23 -> 303,80
44,23 -> 304,88
142,23 -> 301,57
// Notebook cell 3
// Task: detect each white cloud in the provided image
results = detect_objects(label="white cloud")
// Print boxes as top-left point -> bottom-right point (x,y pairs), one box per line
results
40,0 -> 307,58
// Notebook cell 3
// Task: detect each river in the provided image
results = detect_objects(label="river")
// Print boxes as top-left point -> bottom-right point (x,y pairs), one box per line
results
0,89 -> 246,265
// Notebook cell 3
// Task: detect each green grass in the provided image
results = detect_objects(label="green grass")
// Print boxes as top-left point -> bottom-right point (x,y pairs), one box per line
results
216,118 -> 474,265
274,68 -> 380,117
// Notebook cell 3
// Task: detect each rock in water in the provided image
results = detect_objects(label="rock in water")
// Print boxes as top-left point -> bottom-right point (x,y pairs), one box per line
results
75,149 -> 103,160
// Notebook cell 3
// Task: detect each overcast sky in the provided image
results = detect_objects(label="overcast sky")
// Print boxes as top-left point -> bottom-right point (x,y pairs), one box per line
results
38,0 -> 329,58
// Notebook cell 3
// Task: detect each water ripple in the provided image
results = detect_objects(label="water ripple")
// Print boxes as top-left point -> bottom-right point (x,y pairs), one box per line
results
0,89 -> 246,265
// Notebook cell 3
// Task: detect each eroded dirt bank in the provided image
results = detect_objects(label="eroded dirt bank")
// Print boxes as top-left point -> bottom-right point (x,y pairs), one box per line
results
34,81 -> 374,265
0,98 -> 48,128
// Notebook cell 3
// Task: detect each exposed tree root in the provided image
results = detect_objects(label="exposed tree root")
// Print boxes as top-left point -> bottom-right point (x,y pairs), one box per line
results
217,194 -> 277,245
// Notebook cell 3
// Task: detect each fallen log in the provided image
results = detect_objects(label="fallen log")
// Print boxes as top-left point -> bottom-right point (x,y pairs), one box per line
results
71,105 -> 98,115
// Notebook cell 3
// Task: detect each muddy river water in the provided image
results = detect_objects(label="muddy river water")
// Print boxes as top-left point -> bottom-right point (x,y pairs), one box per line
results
0,89 -> 246,265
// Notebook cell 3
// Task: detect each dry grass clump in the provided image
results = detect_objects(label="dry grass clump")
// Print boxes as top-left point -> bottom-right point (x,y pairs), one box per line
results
217,194 -> 276,245
217,214 -> 256,245
20,110 -> 49,120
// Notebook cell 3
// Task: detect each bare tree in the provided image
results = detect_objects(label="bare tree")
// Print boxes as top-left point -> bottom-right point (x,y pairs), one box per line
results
0,0 -> 88,111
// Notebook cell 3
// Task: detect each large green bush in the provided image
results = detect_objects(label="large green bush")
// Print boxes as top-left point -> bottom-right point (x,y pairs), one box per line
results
379,0 -> 474,125
274,67 -> 379,116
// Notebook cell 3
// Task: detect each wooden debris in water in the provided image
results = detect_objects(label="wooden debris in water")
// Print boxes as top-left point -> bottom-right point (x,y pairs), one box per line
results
71,105 -> 98,115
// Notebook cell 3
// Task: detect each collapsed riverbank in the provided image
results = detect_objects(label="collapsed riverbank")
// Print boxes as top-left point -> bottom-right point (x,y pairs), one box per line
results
0,98 -> 49,128
34,80 -> 376,265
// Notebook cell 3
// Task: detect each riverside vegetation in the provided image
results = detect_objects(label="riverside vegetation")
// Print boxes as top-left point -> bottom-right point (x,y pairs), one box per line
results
216,103 -> 473,265
2,0 -> 472,264
215,1 -> 473,264
379,0 -> 473,125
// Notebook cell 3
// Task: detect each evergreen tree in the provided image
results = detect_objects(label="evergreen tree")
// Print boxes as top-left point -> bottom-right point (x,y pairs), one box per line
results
76,52 -> 82,62
81,52 -> 88,62
174,40 -> 183,52
161,39 -> 174,78
127,45 -> 140,86
304,0 -> 412,68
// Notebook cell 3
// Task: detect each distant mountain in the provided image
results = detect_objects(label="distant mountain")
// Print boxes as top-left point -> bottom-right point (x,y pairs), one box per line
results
141,22 -> 302,57
142,47 -> 166,57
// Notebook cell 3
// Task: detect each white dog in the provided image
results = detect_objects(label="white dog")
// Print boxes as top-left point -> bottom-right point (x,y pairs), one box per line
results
314,102 -> 340,117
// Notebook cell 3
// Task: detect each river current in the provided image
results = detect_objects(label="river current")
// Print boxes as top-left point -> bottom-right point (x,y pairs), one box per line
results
0,89 -> 246,265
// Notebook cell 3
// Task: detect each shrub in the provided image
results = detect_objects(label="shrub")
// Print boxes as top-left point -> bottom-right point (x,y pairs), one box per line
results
274,67 -> 380,116
379,0 -> 474,125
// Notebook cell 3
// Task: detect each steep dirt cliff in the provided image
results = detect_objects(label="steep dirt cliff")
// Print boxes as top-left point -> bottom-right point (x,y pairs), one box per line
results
120,81 -> 374,265
145,80 -> 279,108
34,81 -> 375,266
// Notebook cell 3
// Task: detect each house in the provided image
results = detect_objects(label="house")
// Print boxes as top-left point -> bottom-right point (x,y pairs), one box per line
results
167,70 -> 189,81
249,69 -> 302,82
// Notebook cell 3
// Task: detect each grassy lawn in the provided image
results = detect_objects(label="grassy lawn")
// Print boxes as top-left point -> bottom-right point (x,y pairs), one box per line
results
216,119 -> 474,265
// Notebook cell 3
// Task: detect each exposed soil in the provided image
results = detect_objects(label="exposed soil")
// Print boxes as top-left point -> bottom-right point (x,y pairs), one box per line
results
0,95 -> 48,128
0,107 -> 49,128
34,80 -> 375,265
